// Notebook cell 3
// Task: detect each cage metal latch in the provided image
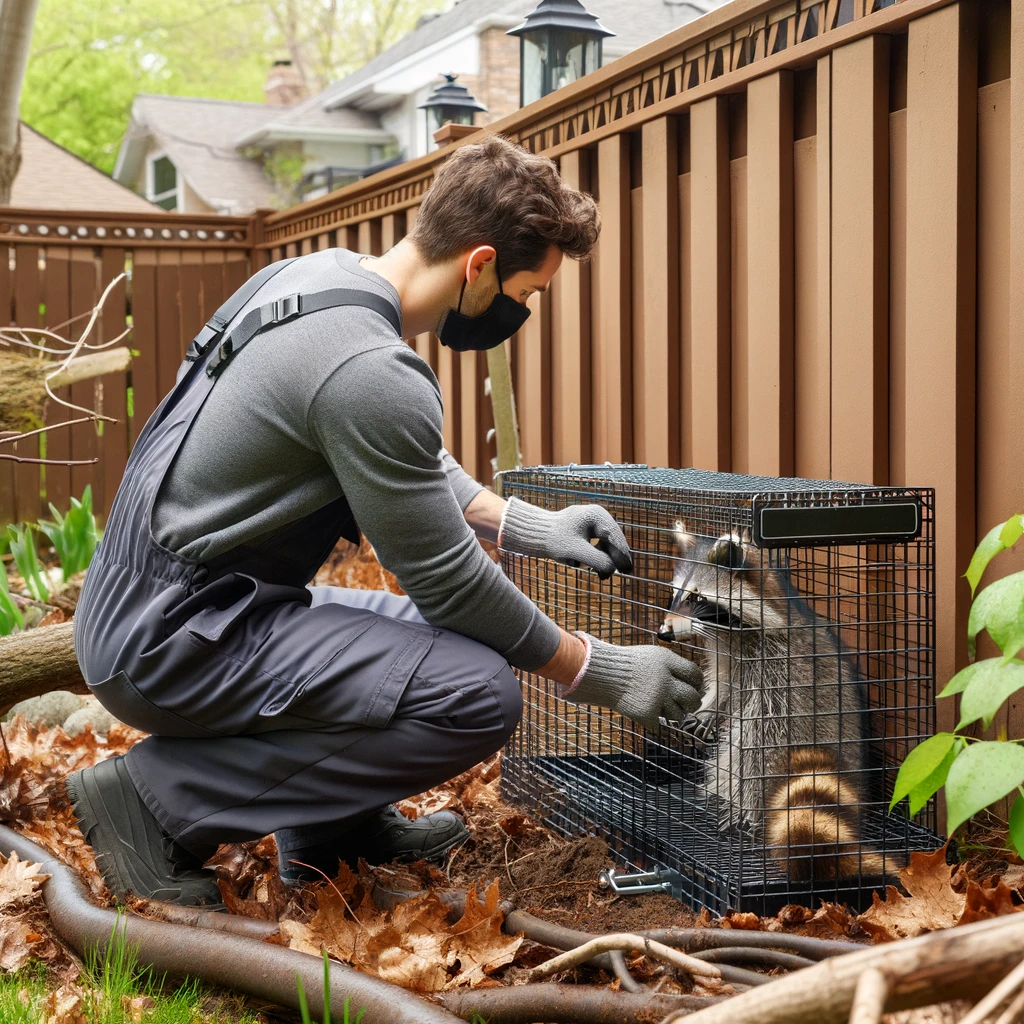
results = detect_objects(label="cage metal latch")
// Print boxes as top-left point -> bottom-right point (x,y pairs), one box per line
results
598,866 -> 682,901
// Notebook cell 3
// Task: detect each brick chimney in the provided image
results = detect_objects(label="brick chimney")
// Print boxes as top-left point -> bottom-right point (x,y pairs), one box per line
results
264,59 -> 307,106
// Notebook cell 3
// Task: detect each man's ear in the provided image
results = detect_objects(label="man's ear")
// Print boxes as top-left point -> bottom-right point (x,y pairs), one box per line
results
465,245 -> 496,284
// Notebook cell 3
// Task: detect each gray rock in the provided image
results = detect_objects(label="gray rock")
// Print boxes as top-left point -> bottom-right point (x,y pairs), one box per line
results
63,704 -> 118,738
4,690 -> 84,728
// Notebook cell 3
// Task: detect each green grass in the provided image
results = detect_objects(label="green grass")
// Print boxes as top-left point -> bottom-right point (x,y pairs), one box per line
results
295,949 -> 364,1024
0,915 -> 260,1024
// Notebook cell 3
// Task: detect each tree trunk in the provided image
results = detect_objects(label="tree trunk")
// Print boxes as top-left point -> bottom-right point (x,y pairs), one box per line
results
0,623 -> 86,715
0,0 -> 42,205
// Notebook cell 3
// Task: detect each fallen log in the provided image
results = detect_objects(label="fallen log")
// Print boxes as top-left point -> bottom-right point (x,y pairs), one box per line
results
441,983 -> 716,1023
663,912 -> 1024,1024
0,347 -> 131,432
0,623 -> 87,714
0,824 -> 463,1024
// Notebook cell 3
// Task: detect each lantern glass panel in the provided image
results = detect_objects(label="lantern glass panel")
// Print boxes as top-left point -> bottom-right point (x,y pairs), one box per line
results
550,30 -> 599,91
521,34 -> 546,106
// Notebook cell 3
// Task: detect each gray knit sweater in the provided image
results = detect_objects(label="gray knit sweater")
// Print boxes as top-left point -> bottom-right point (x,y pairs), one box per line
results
152,248 -> 561,671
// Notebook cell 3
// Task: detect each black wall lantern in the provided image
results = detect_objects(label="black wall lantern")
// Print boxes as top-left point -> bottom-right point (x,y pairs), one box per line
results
419,74 -> 488,137
507,0 -> 614,108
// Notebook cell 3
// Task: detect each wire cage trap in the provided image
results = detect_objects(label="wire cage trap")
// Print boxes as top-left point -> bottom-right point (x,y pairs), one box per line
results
499,466 -> 940,915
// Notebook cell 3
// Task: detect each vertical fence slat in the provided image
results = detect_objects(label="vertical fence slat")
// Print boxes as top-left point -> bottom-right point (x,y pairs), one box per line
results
179,251 -> 205,356
689,97 -> 731,472
224,251 -> 248,297
156,250 -> 182,402
0,241 -> 13,523
99,248 -> 129,520
200,251 -> 226,325
746,70 -> 795,478
976,78 -> 1019,744
39,246 -> 69,520
793,89 -> 826,481
552,150 -> 591,464
9,244 -> 41,522
1002,0 -> 1024,742
594,135 -> 632,463
437,342 -> 458,460
358,220 -> 382,257
630,184 -> 645,462
888,106 -> 908,486
830,35 -> 890,485
69,249 -> 99,502
130,250 -> 160,442
405,207 -> 433,361
640,116 -> 680,469
904,1 -> 977,714
729,153 -> 749,474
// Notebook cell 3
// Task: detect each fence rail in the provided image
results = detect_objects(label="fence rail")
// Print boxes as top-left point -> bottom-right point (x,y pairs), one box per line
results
1,0 -> 1021,754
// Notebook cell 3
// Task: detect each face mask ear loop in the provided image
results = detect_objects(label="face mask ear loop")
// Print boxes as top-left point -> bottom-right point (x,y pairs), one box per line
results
495,252 -> 505,296
456,276 -> 469,315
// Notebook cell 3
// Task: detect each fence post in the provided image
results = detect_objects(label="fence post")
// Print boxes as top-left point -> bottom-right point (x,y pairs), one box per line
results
249,208 -> 274,271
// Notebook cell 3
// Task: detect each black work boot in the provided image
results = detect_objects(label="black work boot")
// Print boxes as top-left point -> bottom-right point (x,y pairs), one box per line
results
67,756 -> 223,907
279,804 -> 469,886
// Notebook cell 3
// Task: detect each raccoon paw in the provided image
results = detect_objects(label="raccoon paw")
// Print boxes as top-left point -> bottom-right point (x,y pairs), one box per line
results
681,710 -> 718,750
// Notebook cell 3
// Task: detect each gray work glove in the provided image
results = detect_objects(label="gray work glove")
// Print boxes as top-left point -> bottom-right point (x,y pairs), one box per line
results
562,633 -> 705,732
500,496 -> 633,579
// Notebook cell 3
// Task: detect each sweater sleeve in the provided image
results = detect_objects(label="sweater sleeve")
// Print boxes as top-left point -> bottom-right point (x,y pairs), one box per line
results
308,345 -> 560,671
440,448 -> 484,512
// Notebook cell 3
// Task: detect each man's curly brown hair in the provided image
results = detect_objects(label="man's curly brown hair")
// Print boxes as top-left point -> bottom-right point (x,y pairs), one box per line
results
409,135 -> 600,279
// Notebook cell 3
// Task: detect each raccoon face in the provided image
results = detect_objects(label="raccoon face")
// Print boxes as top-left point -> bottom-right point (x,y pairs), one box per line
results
659,522 -> 788,640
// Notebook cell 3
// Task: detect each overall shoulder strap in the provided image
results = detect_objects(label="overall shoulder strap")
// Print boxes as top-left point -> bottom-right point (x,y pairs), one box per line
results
204,287 -> 402,379
184,257 -> 300,364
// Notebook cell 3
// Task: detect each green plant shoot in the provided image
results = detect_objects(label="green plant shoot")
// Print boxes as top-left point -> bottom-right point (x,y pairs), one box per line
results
294,950 -> 363,1024
0,561 -> 24,636
6,524 -> 50,603
37,485 -> 102,581
891,512 -> 1024,852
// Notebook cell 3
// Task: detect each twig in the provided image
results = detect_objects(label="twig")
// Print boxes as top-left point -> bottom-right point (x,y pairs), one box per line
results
285,859 -> 366,933
994,984 -> 1024,1024
0,416 -> 99,444
848,967 -> 889,1024
0,454 -> 98,466
528,932 -> 722,983
959,956 -> 1024,1024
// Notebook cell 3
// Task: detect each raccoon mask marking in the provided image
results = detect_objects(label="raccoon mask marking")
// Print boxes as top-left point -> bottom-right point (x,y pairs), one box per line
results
661,520 -> 889,882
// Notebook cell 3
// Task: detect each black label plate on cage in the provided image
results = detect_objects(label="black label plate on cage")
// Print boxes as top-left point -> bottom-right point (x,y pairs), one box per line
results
752,500 -> 921,547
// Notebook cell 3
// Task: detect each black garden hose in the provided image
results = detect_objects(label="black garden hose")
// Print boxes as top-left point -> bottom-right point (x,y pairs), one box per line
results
0,825 -> 462,1024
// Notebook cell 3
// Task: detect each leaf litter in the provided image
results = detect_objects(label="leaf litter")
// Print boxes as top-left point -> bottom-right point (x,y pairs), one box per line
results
3,549 -> 1024,1011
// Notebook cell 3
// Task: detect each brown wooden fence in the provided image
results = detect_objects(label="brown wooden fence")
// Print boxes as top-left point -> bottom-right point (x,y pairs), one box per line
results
1,0 -> 1022,743
0,210 -> 253,522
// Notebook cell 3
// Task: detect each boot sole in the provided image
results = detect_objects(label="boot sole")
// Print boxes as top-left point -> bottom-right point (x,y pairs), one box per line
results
68,762 -> 223,908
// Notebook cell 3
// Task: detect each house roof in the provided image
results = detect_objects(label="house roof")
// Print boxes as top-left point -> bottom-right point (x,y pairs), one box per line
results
114,94 -> 284,214
9,123 -> 160,213
311,0 -> 719,115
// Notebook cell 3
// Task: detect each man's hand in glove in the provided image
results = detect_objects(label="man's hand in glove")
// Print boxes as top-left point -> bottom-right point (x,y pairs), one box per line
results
499,496 -> 633,580
559,633 -> 705,732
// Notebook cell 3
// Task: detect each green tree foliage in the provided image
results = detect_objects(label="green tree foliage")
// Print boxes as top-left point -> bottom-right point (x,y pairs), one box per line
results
891,514 -> 1024,850
21,0 -> 447,174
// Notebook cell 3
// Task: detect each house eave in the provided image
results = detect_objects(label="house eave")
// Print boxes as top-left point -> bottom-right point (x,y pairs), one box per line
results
235,123 -> 395,148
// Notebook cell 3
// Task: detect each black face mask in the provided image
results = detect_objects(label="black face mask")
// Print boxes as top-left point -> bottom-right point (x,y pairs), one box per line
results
437,257 -> 531,352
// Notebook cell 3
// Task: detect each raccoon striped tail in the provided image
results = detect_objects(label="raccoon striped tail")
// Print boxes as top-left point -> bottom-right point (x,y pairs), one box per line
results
764,747 -> 887,881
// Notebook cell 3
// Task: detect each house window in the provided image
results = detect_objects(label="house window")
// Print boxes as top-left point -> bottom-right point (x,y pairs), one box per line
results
149,155 -> 178,211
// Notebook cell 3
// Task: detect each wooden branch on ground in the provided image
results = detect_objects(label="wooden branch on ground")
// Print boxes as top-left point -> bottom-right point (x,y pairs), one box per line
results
848,967 -> 889,1024
958,955 -> 1024,1024
661,913 -> 1024,1024
47,347 -> 132,389
528,933 -> 722,984
0,623 -> 86,714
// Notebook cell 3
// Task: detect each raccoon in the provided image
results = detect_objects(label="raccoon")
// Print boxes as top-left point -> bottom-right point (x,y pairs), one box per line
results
658,522 -> 885,881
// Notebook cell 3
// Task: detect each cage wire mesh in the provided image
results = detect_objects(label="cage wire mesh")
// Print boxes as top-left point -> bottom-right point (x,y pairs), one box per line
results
499,466 -> 939,915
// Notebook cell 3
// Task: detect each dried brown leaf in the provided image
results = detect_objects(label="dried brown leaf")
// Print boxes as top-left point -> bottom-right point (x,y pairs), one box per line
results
858,846 -> 964,941
0,851 -> 49,908
0,916 -> 39,972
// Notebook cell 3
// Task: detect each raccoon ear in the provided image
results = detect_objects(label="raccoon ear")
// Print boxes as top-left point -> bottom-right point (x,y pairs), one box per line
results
709,533 -> 746,569
674,520 -> 697,558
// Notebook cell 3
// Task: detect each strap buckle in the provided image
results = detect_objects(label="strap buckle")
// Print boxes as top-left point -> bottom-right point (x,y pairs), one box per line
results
262,294 -> 302,324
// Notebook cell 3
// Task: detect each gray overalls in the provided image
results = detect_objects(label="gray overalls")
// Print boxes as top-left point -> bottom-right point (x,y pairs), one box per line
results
72,262 -> 521,857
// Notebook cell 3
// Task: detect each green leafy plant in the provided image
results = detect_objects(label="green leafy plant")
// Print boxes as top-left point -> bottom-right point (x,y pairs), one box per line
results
295,948 -> 364,1024
891,513 -> 1024,851
0,560 -> 24,635
6,523 -> 50,603
37,484 -> 101,580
